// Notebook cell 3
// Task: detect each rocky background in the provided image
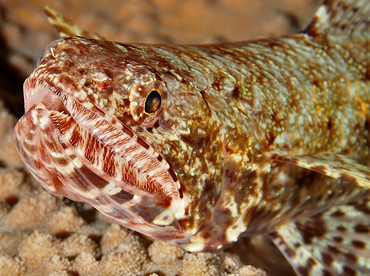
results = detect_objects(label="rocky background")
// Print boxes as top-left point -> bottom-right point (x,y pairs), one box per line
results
0,0 -> 320,275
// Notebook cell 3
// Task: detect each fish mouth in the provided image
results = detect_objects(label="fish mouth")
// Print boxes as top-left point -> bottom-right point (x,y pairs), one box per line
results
14,79 -> 190,241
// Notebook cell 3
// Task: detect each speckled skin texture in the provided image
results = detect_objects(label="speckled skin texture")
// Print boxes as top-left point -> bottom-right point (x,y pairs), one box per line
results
11,1 -> 370,276
0,1 -> 341,276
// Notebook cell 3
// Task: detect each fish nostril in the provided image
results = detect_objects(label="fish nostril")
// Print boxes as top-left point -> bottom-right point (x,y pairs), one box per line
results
83,78 -> 94,88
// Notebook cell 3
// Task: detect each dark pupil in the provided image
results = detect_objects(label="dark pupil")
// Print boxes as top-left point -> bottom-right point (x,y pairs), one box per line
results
145,90 -> 161,114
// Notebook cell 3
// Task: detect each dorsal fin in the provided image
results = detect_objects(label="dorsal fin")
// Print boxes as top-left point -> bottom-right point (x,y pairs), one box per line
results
304,0 -> 370,38
44,6 -> 104,40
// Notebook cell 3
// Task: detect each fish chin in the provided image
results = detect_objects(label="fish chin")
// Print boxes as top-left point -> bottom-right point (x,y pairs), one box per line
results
14,81 -> 191,242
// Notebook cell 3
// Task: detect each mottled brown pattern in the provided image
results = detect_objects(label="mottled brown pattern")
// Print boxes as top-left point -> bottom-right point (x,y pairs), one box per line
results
12,0 -> 370,275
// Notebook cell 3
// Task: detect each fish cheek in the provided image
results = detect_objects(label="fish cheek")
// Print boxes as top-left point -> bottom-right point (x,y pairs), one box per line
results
157,118 -> 175,131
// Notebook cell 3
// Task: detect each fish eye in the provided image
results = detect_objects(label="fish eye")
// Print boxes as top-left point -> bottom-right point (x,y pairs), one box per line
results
144,89 -> 162,114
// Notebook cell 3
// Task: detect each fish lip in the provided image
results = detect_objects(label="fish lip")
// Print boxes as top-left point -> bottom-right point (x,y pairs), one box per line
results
23,77 -> 67,114
24,86 -> 67,115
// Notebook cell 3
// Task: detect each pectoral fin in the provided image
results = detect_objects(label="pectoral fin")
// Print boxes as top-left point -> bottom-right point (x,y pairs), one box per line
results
269,152 -> 370,275
270,198 -> 370,276
272,152 -> 370,190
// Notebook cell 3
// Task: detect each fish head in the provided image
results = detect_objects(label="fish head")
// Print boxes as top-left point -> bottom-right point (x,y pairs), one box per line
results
14,36 -> 241,250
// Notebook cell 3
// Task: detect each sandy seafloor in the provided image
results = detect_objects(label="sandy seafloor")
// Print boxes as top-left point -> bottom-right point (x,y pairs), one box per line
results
0,0 -> 320,275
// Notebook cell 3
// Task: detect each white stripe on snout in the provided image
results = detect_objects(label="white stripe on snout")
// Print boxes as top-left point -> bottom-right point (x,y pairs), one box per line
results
102,183 -> 122,195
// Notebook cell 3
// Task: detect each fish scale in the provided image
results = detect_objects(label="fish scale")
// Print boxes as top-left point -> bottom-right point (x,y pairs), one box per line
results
13,0 -> 370,275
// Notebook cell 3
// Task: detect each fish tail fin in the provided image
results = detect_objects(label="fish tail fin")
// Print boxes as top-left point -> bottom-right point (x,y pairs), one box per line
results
304,0 -> 370,38
270,198 -> 370,276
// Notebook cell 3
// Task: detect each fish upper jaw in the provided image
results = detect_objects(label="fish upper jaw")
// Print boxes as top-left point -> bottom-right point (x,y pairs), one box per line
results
14,79 -> 194,242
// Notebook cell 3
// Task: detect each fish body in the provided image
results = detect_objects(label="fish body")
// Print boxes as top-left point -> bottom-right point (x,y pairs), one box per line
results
13,1 -> 370,275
